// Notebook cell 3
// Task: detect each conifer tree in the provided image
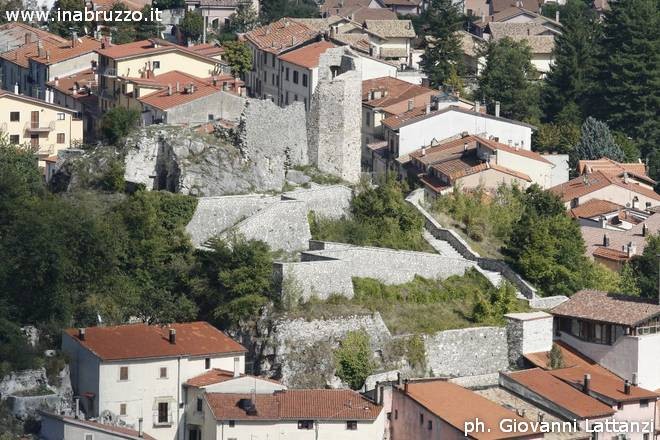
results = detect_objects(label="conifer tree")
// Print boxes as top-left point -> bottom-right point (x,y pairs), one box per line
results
573,117 -> 625,162
419,0 -> 464,88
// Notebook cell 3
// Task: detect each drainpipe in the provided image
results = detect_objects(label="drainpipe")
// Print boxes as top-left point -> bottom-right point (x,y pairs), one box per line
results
176,356 -> 181,440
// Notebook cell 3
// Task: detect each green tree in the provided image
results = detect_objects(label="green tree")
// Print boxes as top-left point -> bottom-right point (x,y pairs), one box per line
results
541,0 -> 601,122
419,0 -> 464,88
334,330 -> 374,390
180,10 -> 204,43
136,5 -> 164,40
99,107 -> 140,145
107,2 -> 137,44
547,343 -> 565,369
589,0 -> 660,157
476,38 -> 540,122
534,121 -> 580,154
48,0 -> 87,37
261,0 -> 318,21
619,262 -> 641,297
0,0 -> 24,23
192,234 -> 274,327
573,117 -> 625,162
227,3 -> 259,34
222,40 -> 253,76
628,234 -> 660,300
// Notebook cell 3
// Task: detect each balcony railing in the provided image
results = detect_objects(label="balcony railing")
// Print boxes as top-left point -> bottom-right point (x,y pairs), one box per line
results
24,121 -> 56,133
101,68 -> 117,77
152,410 -> 173,427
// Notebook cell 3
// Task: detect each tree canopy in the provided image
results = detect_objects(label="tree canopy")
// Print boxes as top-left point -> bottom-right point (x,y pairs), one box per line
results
419,0 -> 464,88
334,330 -> 374,390
573,117 -> 625,163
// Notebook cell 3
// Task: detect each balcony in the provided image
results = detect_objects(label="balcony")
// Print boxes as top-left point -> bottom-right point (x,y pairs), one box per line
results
24,121 -> 55,133
102,68 -> 117,77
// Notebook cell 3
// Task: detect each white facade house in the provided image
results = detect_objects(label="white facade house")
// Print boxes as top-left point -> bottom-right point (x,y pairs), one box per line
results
382,106 -> 535,159
61,322 -> 247,440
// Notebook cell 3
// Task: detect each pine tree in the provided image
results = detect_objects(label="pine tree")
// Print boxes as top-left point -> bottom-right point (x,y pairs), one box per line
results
541,0 -> 601,122
476,38 -> 540,122
419,0 -> 464,88
573,117 -> 625,162
619,262 -> 641,297
589,0 -> 660,155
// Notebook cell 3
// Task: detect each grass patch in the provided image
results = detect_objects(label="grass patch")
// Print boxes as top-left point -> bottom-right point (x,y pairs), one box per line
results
292,165 -> 345,186
13,384 -> 53,397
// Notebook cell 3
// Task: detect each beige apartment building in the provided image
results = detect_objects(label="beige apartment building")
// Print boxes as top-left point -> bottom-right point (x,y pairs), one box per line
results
0,89 -> 82,158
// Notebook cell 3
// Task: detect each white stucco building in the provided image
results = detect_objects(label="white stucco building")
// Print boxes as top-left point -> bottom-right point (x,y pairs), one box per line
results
61,322 -> 247,440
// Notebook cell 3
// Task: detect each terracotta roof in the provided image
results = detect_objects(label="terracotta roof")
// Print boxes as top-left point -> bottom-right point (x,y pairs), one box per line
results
91,0 -> 150,10
47,68 -> 97,98
206,389 -> 382,421
491,0 -> 541,14
592,246 -> 629,262
410,135 -> 480,166
362,76 -> 435,109
504,368 -> 615,419
244,18 -> 319,54
550,366 -> 660,403
382,105 -> 535,130
96,39 -> 220,64
186,42 -> 225,58
420,173 -> 451,193
136,71 -> 240,111
569,199 -> 623,219
39,412 -> 156,440
292,16 -> 347,33
551,290 -> 660,327
479,136 -> 552,164
63,321 -> 246,361
487,22 -> 557,53
549,171 -> 660,203
278,40 -> 336,68
350,7 -> 398,22
0,22 -> 66,52
402,380 -> 539,440
524,341 -> 620,378
330,33 -> 372,52
432,155 -> 485,179
186,368 -> 281,387
580,213 -> 660,260
578,158 -> 652,181
1,35 -> 99,68
363,19 -> 416,38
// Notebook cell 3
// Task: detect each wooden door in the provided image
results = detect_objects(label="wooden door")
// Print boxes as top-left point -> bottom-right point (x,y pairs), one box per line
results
30,134 -> 39,149
31,111 -> 39,128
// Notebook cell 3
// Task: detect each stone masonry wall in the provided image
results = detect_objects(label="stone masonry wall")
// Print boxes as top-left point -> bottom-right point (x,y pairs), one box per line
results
424,327 -> 509,377
167,90 -> 248,125
505,312 -> 553,367
307,48 -> 362,183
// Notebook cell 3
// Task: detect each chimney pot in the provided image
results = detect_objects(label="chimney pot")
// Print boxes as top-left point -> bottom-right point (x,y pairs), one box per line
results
138,418 -> 143,437
632,373 -> 638,386
624,379 -> 631,395
233,357 -> 240,378
169,328 -> 176,344
495,101 -> 501,118
583,374 -> 591,394
397,372 -> 402,386
404,379 -> 409,394
408,99 -> 414,111
78,328 -> 86,340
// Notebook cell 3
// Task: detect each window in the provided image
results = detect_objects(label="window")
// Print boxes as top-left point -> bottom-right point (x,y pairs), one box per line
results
294,94 -> 297,101
365,111 -> 371,127
9,111 -> 19,121
640,399 -> 649,408
57,112 -> 65,120
208,114 -> 214,121
302,73 -> 307,87
285,67 -> 289,81
346,421 -> 357,430
298,420 -> 313,429
159,367 -> 167,379
271,54 -> 275,67
617,402 -> 624,410
9,135 -> 19,144
394,409 -> 398,420
84,434 -> 93,440
196,397 -> 203,412
119,366 -> 128,381
285,91 -> 289,105
228,420 -> 235,427
205,358 -> 211,369
643,434 -> 649,440
56,133 -> 65,144
293,70 -> 299,84
420,413 -> 424,425
428,420 -> 433,430
153,61 -> 160,69
119,403 -> 126,416
158,402 -> 169,424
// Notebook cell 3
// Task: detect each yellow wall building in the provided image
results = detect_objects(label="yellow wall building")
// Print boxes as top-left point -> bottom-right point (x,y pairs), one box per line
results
0,90 -> 83,158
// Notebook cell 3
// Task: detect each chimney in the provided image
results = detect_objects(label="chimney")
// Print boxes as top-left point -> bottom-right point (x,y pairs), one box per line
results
583,374 -> 591,394
600,216 -> 608,229
643,223 -> 648,236
74,397 -> 80,419
623,172 -> 629,184
168,328 -> 176,344
627,242 -> 636,258
555,10 -> 560,23
25,33 -> 31,45
72,31 -> 78,48
632,373 -> 638,386
233,357 -> 240,378
425,103 -> 431,114
138,418 -> 143,437
54,77 -> 59,86
397,372 -> 402,386
624,379 -> 631,395
421,146 -> 427,156
37,40 -> 43,58
378,384 -> 384,405
13,82 -> 18,94
404,379 -> 409,394
475,101 -> 480,113
463,142 -> 468,152
408,99 -> 414,111
538,412 -> 544,423
176,82 -> 180,93
495,101 -> 501,118
167,84 -> 172,96
374,381 -> 380,404
78,328 -> 86,340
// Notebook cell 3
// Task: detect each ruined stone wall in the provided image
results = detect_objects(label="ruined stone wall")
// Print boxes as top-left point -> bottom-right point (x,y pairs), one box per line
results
167,90 -> 247,125
424,327 -> 509,377
307,48 -> 362,183
505,312 -> 553,367
275,243 -> 478,300
281,185 -> 352,220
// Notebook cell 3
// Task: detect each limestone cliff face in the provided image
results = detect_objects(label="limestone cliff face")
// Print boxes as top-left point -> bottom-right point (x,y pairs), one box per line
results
124,125 -> 288,196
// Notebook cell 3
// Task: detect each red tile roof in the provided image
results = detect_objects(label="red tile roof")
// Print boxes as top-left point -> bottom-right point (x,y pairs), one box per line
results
577,158 -> 649,179
549,171 -> 660,204
186,368 -> 281,387
569,198 -> 623,219
524,341 -> 620,379
551,290 -> 660,327
244,18 -> 319,54
1,35 -> 99,68
64,321 -> 246,361
40,412 -> 156,440
592,246 -> 629,262
47,68 -> 97,98
278,40 -> 336,68
478,137 -> 551,164
402,380 -> 539,440
504,368 -> 615,419
382,105 -> 535,130
206,389 -> 382,421
96,39 -> 219,63
362,76 -> 435,109
550,366 -> 660,403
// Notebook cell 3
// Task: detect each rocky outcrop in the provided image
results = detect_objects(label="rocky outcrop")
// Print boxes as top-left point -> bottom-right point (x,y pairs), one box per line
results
1,366 -> 73,419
